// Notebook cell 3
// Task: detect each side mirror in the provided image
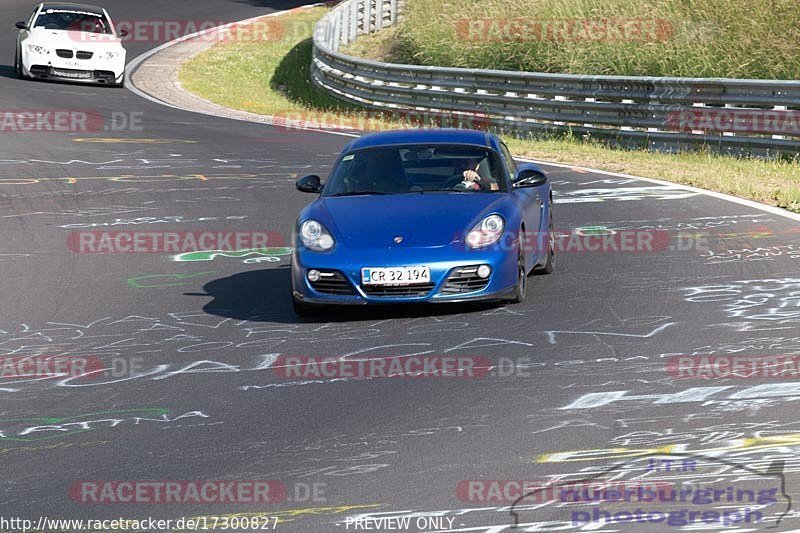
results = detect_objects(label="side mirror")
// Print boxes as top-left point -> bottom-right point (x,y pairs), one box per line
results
118,29 -> 128,37
513,164 -> 547,188
296,174 -> 323,193
16,21 -> 27,30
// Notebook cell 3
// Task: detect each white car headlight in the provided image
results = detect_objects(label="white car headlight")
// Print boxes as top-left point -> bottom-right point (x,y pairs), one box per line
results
27,44 -> 48,55
300,220 -> 335,252
466,214 -> 505,248
101,50 -> 122,60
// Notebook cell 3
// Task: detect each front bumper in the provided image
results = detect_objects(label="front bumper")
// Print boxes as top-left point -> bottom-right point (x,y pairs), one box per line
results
23,54 -> 125,84
291,244 -> 518,305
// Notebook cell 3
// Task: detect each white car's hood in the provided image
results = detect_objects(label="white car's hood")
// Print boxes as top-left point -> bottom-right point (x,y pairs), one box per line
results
27,28 -> 123,50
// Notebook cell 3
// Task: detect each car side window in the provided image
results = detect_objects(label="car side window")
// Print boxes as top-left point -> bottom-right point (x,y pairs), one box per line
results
499,142 -> 518,179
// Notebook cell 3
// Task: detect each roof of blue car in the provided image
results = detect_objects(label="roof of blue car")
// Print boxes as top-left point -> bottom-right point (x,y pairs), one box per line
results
344,129 -> 495,151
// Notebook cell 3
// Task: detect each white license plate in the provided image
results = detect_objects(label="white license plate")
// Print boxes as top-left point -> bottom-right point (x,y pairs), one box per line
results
362,266 -> 431,286
53,69 -> 91,79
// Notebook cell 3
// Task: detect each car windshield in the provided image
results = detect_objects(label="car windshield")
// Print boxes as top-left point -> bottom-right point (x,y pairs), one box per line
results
323,144 -> 507,197
34,9 -> 111,33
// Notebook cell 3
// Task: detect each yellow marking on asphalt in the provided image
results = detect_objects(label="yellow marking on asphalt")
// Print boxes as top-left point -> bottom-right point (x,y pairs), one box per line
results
72,138 -> 197,144
0,179 -> 39,185
537,432 -> 800,463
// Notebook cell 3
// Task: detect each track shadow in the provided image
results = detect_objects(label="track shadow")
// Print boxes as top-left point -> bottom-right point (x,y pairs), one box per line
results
0,65 -> 18,80
196,267 -> 498,324
270,38 -> 351,110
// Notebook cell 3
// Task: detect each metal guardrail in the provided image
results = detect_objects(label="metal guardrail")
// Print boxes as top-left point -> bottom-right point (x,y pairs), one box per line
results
312,0 -> 800,155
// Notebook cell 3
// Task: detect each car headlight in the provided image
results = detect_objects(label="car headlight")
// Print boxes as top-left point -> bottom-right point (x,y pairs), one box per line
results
101,50 -> 122,60
299,220 -> 335,252
26,44 -> 48,55
466,214 -> 505,248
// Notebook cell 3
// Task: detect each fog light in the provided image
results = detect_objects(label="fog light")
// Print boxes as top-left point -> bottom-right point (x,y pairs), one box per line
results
307,269 -> 321,282
477,265 -> 491,279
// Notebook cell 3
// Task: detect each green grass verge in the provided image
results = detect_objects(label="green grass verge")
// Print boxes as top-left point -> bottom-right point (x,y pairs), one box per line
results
348,0 -> 800,79
179,8 -> 800,213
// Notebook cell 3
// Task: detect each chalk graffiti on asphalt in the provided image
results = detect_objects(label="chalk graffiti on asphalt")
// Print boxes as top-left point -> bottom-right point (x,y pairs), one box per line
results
682,278 -> 800,332
173,247 -> 293,263
127,272 -> 217,288
0,408 -> 209,442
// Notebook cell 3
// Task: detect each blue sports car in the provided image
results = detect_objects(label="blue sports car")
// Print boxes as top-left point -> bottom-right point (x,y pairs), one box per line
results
290,129 -> 554,315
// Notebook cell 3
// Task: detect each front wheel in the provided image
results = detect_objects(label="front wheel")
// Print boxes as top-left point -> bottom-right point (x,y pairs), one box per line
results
533,205 -> 555,275
510,245 -> 527,304
291,294 -> 325,317
14,47 -> 24,79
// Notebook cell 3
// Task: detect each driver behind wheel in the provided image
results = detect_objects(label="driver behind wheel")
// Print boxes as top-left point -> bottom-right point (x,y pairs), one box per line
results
453,157 -> 498,191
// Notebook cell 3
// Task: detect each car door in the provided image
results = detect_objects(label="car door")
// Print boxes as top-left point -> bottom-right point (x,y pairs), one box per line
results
499,142 -> 541,247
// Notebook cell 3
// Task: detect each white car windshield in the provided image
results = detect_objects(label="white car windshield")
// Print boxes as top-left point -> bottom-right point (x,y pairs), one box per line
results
34,9 -> 111,33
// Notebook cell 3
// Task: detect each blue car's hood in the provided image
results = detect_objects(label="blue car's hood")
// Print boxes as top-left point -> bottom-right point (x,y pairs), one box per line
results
317,193 -> 507,248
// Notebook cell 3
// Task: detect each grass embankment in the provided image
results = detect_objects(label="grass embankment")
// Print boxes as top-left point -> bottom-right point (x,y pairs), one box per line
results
179,7 -> 800,213
349,0 -> 800,78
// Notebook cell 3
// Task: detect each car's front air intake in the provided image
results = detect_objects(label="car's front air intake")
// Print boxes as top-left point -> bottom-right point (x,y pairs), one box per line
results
362,283 -> 435,297
309,270 -> 356,295
440,266 -> 490,294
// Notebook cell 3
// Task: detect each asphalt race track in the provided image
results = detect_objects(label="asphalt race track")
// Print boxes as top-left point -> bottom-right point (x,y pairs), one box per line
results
2,1 -> 800,532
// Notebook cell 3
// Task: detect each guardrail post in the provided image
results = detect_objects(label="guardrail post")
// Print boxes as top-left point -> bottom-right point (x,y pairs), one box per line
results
364,0 -> 372,34
349,0 -> 358,43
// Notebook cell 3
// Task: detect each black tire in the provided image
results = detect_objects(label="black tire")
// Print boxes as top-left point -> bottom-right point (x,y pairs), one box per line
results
291,295 -> 324,317
533,204 -> 555,275
14,47 -> 24,79
510,244 -> 527,304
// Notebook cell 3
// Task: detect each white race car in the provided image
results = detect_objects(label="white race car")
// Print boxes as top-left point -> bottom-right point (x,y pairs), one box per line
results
14,2 -> 126,87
